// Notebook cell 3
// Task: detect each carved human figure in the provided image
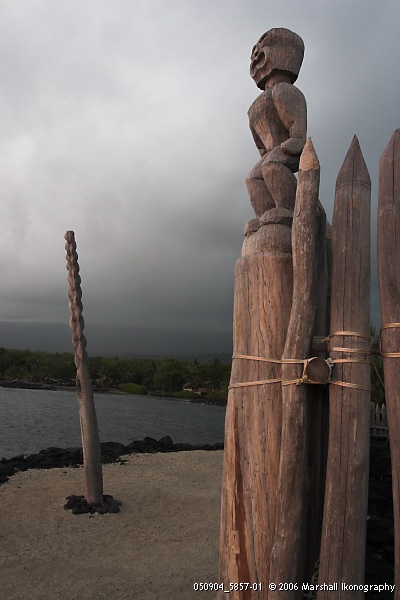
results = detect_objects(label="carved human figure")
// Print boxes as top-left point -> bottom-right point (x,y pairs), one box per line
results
246,28 -> 307,216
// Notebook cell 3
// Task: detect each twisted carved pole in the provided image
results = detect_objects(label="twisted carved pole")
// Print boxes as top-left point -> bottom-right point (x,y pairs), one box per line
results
65,230 -> 104,505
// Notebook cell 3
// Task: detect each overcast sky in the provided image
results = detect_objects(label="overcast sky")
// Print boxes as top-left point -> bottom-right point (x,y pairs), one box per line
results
0,0 -> 398,355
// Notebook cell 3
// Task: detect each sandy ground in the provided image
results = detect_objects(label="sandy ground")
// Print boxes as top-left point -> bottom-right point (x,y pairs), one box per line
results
0,451 -> 223,600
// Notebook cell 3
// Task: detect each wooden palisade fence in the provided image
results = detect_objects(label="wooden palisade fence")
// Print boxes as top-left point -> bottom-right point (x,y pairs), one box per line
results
268,139 -> 320,592
219,26 -> 399,599
318,136 -> 371,596
378,128 -> 400,595
370,402 -> 388,439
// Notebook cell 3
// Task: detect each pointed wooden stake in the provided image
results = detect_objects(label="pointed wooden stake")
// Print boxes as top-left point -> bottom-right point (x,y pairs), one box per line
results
377,128 -> 400,596
318,136 -> 371,597
65,231 -> 103,505
269,138 -> 320,595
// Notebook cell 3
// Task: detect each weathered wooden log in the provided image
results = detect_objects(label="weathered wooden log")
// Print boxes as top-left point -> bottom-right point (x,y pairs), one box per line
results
218,216 -> 293,598
318,137 -> 371,597
218,29 -> 309,598
304,201 -> 330,585
311,335 -> 379,355
377,128 -> 400,597
65,231 -> 104,505
269,138 -> 320,596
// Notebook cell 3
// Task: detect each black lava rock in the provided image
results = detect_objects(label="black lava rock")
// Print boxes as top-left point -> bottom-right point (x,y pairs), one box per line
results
64,494 -> 84,510
0,436 -> 224,488
367,516 -> 392,547
126,439 -> 156,453
64,494 -> 122,515
365,440 -> 394,594
100,441 -> 127,462
158,435 -> 174,451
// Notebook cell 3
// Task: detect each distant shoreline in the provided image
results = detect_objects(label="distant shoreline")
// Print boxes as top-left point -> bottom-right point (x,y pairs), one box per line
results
0,379 -> 59,391
0,379 -> 227,405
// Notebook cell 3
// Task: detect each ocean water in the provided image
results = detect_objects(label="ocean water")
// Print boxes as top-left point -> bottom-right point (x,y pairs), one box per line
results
0,387 -> 226,459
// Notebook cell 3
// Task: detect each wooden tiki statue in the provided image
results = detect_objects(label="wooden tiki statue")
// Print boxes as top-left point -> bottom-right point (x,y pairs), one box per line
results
219,28 -> 324,597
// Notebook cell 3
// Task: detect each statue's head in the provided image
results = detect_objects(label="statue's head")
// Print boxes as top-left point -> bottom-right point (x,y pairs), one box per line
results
250,28 -> 304,89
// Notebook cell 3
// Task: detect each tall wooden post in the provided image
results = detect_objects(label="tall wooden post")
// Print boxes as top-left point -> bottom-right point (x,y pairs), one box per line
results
219,27 -> 310,598
377,128 -> 400,597
218,209 -> 293,598
65,231 -> 104,505
318,136 -> 371,596
305,202 -> 331,584
269,139 -> 320,595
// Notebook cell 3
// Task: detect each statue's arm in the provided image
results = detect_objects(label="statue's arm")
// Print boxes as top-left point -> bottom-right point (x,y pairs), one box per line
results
272,83 -> 307,157
249,124 -> 268,157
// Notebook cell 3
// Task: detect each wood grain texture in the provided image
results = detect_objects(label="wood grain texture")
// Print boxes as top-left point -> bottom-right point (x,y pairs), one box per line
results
311,336 -> 379,355
218,232 -> 293,599
246,28 -> 306,216
65,231 -> 104,505
377,128 -> 400,598
305,202 -> 330,585
269,138 -> 320,597
318,137 -> 371,598
250,28 -> 304,89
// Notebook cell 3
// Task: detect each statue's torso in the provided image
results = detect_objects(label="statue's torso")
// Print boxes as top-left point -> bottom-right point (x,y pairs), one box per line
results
248,89 -> 289,153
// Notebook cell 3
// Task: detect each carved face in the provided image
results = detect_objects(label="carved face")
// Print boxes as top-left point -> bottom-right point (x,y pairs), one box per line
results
250,34 -> 272,88
250,28 -> 305,90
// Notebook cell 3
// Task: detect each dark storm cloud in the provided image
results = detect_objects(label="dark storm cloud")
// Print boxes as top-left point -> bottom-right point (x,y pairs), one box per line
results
0,0 -> 398,353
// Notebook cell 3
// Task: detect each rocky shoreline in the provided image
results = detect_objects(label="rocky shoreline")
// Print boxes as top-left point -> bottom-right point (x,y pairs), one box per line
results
0,436 -> 224,487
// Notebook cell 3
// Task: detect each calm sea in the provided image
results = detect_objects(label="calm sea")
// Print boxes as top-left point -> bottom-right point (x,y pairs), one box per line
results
0,387 -> 226,459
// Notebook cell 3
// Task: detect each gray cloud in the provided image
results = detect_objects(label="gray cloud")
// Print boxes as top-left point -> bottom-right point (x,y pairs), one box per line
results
0,0 -> 398,354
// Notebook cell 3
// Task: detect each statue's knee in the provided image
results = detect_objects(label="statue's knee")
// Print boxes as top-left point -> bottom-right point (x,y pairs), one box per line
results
246,174 -> 263,191
261,159 -> 285,175
262,161 -> 297,185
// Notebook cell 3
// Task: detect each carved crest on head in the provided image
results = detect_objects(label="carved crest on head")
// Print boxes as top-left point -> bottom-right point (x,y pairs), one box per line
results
250,27 -> 305,89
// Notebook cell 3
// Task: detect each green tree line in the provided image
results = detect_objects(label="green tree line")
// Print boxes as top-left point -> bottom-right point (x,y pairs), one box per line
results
0,347 -> 231,397
0,346 -> 385,403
